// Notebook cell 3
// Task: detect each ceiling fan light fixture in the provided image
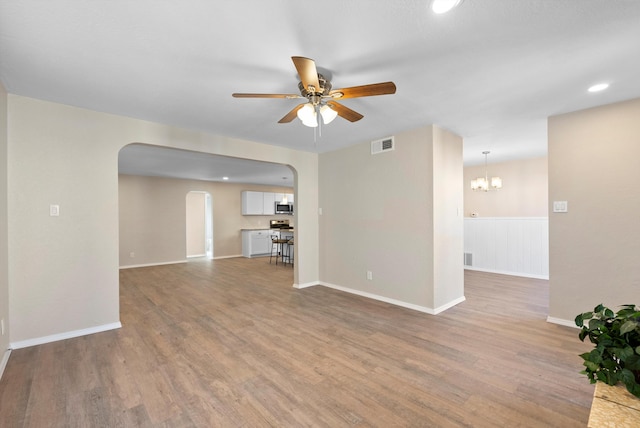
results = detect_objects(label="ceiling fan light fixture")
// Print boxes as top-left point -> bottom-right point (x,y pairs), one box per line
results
302,116 -> 318,128
320,104 -> 338,124
297,103 -> 317,127
431,0 -> 463,14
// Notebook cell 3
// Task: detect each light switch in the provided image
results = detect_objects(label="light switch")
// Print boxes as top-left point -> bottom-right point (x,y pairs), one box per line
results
49,204 -> 60,216
553,201 -> 568,213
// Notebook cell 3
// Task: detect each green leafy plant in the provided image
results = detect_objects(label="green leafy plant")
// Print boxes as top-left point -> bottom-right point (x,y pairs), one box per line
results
575,304 -> 640,398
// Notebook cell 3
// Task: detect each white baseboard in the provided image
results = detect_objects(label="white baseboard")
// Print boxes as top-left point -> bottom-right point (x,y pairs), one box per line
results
464,266 -> 549,280
317,281 -> 464,315
119,260 -> 187,269
293,281 -> 319,289
10,322 -> 122,350
213,254 -> 242,260
433,296 -> 467,314
547,316 -> 579,328
0,349 -> 11,381
187,254 -> 207,258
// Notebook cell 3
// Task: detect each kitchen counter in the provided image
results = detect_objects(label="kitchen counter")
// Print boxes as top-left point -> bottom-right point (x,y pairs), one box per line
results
241,228 -> 294,258
240,228 -> 294,232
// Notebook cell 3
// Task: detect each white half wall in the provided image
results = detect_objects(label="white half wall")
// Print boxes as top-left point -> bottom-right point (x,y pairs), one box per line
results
464,217 -> 549,279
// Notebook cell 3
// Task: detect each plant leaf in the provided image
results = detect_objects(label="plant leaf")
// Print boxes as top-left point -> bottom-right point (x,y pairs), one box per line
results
625,354 -> 640,371
620,320 -> 637,335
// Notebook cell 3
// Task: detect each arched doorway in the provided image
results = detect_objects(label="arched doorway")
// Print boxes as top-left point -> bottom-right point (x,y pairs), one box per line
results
186,191 -> 213,259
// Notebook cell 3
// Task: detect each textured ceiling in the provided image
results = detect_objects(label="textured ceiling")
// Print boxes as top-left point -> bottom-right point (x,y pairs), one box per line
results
1,0 -> 639,182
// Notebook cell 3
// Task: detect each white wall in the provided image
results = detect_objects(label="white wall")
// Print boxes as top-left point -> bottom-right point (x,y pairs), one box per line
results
548,97 -> 640,324
464,217 -> 549,279
318,125 -> 464,313
7,95 -> 319,347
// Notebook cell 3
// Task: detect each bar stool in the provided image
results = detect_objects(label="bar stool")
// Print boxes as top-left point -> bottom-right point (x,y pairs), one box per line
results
270,235 -> 289,265
285,239 -> 294,267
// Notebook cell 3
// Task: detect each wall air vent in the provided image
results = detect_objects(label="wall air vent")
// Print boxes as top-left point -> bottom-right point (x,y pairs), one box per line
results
371,136 -> 395,155
464,253 -> 473,266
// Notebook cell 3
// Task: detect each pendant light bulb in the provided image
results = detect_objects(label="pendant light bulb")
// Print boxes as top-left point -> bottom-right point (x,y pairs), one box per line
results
297,103 -> 317,127
320,104 -> 338,124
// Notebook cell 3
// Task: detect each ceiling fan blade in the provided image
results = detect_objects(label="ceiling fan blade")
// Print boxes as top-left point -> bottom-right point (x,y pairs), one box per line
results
278,103 -> 306,123
292,56 -> 321,93
232,93 -> 302,99
329,82 -> 396,99
326,101 -> 364,122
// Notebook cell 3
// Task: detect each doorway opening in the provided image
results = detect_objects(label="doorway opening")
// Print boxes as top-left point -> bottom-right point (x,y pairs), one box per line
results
186,191 -> 213,259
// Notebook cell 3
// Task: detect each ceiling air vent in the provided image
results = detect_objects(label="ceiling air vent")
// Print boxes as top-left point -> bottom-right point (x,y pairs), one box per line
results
371,136 -> 395,155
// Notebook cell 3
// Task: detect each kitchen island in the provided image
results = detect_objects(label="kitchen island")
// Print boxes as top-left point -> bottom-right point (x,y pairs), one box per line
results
241,219 -> 294,258
241,228 -> 293,258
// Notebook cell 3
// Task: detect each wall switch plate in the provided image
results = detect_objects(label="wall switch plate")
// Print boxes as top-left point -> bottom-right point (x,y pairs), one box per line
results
1,319 -> 4,335
366,271 -> 373,280
553,201 -> 568,213
130,252 -> 135,258
49,204 -> 60,216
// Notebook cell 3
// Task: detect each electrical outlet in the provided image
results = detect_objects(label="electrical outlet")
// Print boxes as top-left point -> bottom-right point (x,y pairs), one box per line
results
129,252 -> 135,258
366,271 -> 373,280
1,319 -> 4,335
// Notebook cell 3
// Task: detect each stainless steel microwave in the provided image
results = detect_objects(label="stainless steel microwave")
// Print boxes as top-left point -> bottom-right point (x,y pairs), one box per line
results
275,202 -> 294,215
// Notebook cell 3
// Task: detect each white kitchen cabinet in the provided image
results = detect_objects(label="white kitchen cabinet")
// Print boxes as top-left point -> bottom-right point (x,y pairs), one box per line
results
242,190 -> 294,215
242,191 -> 264,215
242,230 -> 273,257
263,192 -> 275,215
274,192 -> 294,204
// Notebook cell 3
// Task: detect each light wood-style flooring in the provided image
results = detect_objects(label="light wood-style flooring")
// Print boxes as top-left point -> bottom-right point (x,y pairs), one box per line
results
0,257 -> 594,427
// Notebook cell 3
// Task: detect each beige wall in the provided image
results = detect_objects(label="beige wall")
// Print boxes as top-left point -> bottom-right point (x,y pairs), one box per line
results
0,82 -> 8,354
7,95 -> 318,345
548,97 -> 640,322
433,126 -> 465,308
119,174 -> 293,266
318,125 -> 464,312
186,192 -> 206,257
464,156 -> 548,217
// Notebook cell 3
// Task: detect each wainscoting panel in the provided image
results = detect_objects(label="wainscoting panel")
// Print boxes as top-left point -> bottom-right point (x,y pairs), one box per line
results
464,217 -> 549,279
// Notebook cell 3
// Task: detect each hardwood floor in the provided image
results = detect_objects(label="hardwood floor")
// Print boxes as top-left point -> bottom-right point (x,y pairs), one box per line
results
0,258 -> 594,427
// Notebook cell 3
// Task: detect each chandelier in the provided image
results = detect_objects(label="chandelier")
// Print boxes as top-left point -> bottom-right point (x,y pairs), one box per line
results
471,151 -> 502,191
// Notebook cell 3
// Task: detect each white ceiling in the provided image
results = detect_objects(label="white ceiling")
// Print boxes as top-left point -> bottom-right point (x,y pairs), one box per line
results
1,0 -> 639,183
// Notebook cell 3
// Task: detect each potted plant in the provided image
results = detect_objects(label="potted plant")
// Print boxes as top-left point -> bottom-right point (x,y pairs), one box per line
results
575,304 -> 640,398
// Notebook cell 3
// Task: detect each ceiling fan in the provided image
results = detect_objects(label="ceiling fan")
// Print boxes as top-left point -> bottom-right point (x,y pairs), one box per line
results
232,56 -> 396,127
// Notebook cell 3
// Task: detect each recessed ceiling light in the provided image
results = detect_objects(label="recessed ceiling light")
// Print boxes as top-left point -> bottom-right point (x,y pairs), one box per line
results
431,0 -> 463,14
222,176 -> 229,180
588,83 -> 609,93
